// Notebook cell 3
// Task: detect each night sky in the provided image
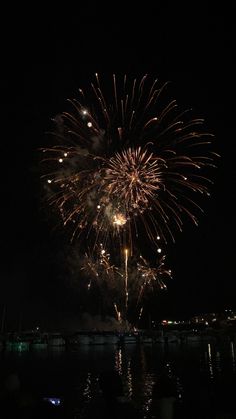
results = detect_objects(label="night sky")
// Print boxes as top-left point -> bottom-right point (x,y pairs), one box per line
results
1,3 -> 235,329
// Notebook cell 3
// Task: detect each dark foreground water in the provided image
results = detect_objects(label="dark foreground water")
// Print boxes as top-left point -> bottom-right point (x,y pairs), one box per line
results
1,338 -> 236,418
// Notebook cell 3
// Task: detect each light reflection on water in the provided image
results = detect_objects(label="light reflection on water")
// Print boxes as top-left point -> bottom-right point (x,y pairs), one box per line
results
207,343 -> 214,379
230,341 -> 235,371
1,339 -> 236,417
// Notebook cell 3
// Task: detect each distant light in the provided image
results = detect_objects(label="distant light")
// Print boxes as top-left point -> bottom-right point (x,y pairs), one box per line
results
97,205 -> 101,209
184,177 -> 187,180
64,152 -> 68,157
101,249 -> 105,255
87,122 -> 92,127
157,248 -> 162,253
58,158 -> 63,163
82,109 -> 88,115
47,179 -> 52,184
157,236 -> 160,240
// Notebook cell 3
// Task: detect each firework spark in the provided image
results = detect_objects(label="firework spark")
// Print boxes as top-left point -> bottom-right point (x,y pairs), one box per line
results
124,248 -> 129,312
40,74 -> 218,252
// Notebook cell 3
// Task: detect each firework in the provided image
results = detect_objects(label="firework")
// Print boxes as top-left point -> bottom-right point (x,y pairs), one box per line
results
137,255 -> 172,301
81,244 -> 120,284
81,244 -> 123,307
40,74 -> 218,253
80,245 -> 171,323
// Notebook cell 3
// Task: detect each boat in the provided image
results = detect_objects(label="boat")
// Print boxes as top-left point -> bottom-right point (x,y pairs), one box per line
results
5,332 -> 30,352
48,333 -> 65,347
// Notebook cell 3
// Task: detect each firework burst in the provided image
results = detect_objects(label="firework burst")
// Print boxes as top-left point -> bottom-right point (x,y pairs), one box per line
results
137,255 -> 172,299
40,74 -> 218,253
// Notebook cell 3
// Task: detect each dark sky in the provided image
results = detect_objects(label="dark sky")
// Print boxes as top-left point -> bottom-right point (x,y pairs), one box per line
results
1,3 -> 235,328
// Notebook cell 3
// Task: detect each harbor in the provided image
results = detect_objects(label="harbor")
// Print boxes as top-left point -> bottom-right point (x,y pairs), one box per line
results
1,324 -> 236,352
